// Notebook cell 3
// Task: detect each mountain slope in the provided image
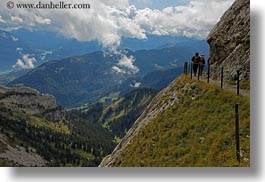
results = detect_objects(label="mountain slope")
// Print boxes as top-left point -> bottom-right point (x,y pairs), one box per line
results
133,47 -> 192,75
102,88 -> 158,138
116,67 -> 183,97
99,76 -> 250,167
0,69 -> 30,85
8,51 -> 120,107
141,67 -> 184,90
0,85 -> 115,167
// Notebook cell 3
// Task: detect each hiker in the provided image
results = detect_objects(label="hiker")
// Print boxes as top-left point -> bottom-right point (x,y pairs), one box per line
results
199,54 -> 206,75
191,52 -> 200,76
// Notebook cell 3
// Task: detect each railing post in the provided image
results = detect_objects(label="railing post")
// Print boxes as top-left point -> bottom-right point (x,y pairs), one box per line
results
188,62 -> 190,75
237,70 -> 240,95
221,67 -> 224,88
198,64 -> 200,81
183,62 -> 186,74
185,62 -> 188,75
207,64 -> 210,83
190,63 -> 193,79
235,104 -> 240,163
183,62 -> 185,74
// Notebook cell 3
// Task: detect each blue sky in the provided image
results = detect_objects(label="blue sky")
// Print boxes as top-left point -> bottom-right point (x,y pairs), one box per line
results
129,0 -> 190,10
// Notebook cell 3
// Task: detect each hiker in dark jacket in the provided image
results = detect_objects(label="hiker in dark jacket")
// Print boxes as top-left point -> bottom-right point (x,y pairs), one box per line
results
191,52 -> 200,76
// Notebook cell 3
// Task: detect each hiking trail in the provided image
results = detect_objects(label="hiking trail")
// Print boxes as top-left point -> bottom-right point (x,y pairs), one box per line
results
190,74 -> 250,97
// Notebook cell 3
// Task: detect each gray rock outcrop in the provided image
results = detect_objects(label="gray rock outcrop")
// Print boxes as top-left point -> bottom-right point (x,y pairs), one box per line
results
207,0 -> 250,80
0,85 -> 65,121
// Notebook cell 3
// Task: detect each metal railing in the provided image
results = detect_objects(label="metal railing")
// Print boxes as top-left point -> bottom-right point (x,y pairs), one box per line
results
183,62 -> 241,95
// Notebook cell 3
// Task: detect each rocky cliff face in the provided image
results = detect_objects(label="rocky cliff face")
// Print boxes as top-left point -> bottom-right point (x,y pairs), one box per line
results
0,85 -> 65,121
207,0 -> 250,80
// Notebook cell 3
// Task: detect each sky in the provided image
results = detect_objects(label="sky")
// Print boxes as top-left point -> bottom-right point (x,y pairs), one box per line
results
0,0 -> 235,48
129,0 -> 190,10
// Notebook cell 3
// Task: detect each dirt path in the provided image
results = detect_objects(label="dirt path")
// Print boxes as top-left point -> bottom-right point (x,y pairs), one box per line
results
190,74 -> 250,97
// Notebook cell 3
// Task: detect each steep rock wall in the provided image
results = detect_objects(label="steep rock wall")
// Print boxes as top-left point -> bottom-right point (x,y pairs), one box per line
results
207,0 -> 250,80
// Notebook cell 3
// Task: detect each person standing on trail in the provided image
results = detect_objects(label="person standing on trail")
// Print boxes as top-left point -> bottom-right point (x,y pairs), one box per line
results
191,52 -> 200,76
199,54 -> 206,75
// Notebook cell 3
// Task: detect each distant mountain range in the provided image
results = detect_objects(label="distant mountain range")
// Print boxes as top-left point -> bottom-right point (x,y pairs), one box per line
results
1,28 -> 209,107
8,48 -> 185,107
1,28 -> 209,73
11,28 -> 209,52
8,51 -> 119,107
10,28 -> 102,61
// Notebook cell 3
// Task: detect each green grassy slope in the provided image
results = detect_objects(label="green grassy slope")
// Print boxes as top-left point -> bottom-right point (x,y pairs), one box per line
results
110,76 -> 250,167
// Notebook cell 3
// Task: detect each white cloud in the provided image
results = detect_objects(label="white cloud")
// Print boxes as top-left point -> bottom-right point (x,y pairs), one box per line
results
34,15 -> 51,25
133,0 -> 234,38
118,55 -> 138,73
11,16 -> 23,23
0,15 -> 5,23
11,35 -> 19,41
0,0 -> 234,47
40,51 -> 53,60
110,49 -> 139,75
13,54 -> 37,69
130,81 -> 141,88
112,66 -> 127,74
111,50 -> 139,75
16,47 -> 23,52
